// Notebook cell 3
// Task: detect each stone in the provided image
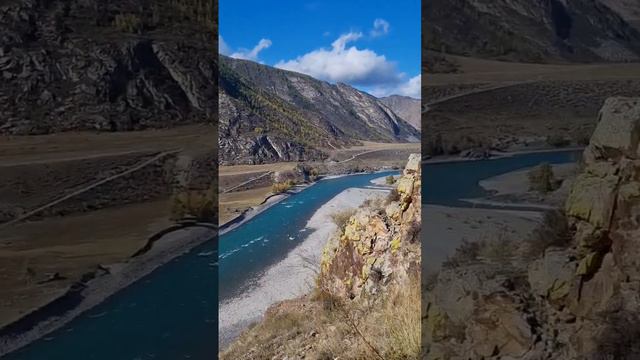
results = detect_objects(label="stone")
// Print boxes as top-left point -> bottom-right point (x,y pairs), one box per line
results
587,97 -> 640,161
528,248 -> 576,303
403,153 -> 421,175
565,169 -> 619,228
384,202 -> 402,222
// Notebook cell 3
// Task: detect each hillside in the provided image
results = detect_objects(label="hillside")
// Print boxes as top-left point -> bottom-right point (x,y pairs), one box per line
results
219,55 -> 420,165
424,0 -> 640,64
380,95 -> 422,130
0,0 -> 216,135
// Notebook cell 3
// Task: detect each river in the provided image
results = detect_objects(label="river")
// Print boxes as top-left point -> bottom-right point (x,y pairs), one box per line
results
422,149 -> 582,206
4,171 -> 396,359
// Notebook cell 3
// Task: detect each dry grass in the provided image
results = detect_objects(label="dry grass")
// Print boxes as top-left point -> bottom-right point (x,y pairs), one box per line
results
0,200 -> 172,328
218,185 -> 272,225
221,274 -> 421,360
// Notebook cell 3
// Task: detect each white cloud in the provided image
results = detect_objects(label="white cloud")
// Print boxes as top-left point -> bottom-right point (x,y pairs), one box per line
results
230,38 -> 272,61
275,32 -> 401,86
369,74 -> 421,99
370,18 -> 390,37
219,35 -> 230,55
219,36 -> 272,61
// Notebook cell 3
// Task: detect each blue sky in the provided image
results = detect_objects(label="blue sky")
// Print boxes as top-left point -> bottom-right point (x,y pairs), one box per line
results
219,0 -> 421,98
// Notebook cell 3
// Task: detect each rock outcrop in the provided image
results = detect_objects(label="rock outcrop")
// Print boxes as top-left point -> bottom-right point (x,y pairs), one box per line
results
424,97 -> 640,359
319,154 -> 421,300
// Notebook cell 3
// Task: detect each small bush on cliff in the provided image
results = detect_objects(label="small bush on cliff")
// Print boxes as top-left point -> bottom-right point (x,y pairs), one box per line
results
528,163 -> 559,193
385,189 -> 401,204
524,210 -> 571,259
330,209 -> 356,230
443,239 -> 483,268
385,175 -> 396,185
114,14 -> 143,33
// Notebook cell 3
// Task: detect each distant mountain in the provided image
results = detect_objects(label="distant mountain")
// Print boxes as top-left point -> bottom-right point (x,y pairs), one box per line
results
379,95 -> 421,130
424,0 -> 640,63
600,0 -> 640,30
219,55 -> 420,165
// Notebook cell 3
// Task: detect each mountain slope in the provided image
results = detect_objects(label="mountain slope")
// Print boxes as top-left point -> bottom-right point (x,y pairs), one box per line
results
424,0 -> 640,63
219,55 -> 420,165
0,0 -> 216,135
600,0 -> 640,30
380,95 -> 422,130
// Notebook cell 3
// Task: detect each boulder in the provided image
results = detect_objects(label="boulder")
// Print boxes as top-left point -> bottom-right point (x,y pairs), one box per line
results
585,97 -> 640,162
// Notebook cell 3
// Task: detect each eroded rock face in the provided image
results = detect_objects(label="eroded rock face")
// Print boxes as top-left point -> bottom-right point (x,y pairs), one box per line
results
319,154 -> 421,300
424,97 -> 640,359
0,0 -> 216,135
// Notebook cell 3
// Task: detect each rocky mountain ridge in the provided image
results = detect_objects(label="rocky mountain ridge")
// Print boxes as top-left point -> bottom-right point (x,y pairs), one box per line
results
380,95 -> 422,130
219,55 -> 420,165
424,0 -> 640,63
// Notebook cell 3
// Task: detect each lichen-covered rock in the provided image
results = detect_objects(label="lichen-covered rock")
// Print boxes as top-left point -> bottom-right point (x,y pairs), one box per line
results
319,154 -> 421,300
565,167 -> 619,229
528,248 -> 576,303
585,97 -> 640,162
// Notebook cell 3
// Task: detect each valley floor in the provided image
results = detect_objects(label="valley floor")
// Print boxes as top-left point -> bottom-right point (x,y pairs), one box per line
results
0,124 -> 216,355
218,142 -> 420,226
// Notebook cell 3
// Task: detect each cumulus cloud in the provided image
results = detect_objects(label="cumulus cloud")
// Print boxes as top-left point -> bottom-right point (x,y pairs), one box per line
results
230,38 -> 272,61
219,36 -> 272,61
369,74 -> 421,99
370,18 -> 390,37
275,32 -> 401,86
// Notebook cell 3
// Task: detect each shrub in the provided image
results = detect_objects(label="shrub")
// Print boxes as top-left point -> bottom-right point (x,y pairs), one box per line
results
330,208 -> 356,230
524,210 -> 571,259
113,14 -> 143,33
528,163 -> 559,193
385,175 -> 396,185
272,180 -> 294,194
546,135 -> 571,148
385,189 -> 401,204
170,188 -> 215,221
442,239 -> 483,268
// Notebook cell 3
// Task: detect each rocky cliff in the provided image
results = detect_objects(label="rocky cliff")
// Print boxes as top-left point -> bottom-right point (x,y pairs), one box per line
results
424,97 -> 640,359
0,0 -> 216,135
221,155 -> 422,359
219,55 -> 420,165
424,0 -> 640,63
380,95 -> 422,130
